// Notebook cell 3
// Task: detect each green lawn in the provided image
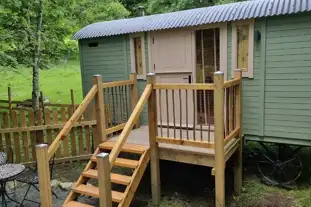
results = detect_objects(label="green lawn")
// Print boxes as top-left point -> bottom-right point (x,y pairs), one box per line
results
0,61 -> 83,104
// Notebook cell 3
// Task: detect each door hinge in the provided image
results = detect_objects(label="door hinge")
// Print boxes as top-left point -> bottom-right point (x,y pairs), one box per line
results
152,38 -> 154,44
153,64 -> 155,70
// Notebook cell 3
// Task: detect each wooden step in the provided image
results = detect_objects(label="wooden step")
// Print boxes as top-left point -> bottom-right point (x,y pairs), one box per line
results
82,169 -> 132,185
115,158 -> 139,168
62,201 -> 94,207
99,142 -> 147,154
73,184 -> 124,203
91,157 -> 139,169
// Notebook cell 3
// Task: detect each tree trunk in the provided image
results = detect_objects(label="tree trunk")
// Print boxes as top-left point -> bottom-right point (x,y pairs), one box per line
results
32,0 -> 44,143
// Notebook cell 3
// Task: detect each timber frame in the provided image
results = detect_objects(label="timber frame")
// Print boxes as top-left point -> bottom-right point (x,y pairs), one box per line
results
36,70 -> 243,207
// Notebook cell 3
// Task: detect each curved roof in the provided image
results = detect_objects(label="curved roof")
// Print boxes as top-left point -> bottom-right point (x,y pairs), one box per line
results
73,0 -> 311,40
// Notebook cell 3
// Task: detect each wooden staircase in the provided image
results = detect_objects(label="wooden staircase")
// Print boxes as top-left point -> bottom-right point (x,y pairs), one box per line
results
63,141 -> 150,207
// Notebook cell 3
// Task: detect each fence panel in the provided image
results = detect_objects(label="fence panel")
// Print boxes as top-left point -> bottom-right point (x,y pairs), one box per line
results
0,107 -> 96,164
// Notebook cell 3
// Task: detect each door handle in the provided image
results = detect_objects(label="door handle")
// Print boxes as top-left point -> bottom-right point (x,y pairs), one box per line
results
183,75 -> 192,84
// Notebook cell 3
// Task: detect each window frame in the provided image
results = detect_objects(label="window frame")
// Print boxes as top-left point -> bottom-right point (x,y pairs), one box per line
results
130,33 -> 146,80
231,19 -> 254,78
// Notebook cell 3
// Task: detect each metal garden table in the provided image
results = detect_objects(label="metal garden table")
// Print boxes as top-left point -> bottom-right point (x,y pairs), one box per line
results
0,164 -> 25,207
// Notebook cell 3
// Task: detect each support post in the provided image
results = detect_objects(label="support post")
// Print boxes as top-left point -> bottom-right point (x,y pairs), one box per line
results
147,73 -> 161,206
36,144 -> 52,207
213,71 -> 225,207
8,87 -> 12,113
70,89 -> 75,112
233,69 -> 243,195
130,73 -> 140,128
97,152 -> 112,207
93,75 -> 107,147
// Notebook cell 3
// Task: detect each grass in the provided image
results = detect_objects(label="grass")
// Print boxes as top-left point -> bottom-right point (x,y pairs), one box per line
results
0,60 -> 83,104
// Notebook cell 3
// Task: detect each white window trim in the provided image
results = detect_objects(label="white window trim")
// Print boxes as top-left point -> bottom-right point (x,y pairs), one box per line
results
231,20 -> 254,78
130,33 -> 146,80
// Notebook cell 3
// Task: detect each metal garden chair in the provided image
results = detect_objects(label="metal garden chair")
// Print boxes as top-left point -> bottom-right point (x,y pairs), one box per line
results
16,150 -> 58,206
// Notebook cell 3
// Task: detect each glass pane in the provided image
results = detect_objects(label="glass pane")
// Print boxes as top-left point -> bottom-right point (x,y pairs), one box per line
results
134,37 -> 143,75
237,25 -> 249,72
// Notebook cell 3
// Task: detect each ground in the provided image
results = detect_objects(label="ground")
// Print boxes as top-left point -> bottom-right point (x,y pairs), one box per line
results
5,158 -> 311,207
1,62 -> 311,206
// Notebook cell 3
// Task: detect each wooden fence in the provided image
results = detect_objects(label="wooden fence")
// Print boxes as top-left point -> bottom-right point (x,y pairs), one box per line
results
0,107 -> 96,164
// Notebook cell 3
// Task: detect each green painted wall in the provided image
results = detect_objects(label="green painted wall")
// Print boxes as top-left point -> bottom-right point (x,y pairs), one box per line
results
263,13 -> 311,143
227,13 -> 311,145
79,35 -> 129,96
79,33 -> 150,125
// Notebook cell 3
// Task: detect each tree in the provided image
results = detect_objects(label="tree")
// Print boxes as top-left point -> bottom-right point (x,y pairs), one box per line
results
32,0 -> 43,115
146,0 -> 242,14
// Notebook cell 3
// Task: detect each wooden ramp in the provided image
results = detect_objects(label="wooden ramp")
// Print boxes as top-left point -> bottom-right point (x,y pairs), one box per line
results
63,141 -> 150,207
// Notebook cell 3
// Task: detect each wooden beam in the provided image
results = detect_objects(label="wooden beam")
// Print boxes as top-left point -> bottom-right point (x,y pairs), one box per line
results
36,144 -> 52,207
154,83 -> 215,90
93,75 -> 107,146
147,73 -> 161,206
0,120 -> 96,133
97,153 -> 112,207
156,137 -> 214,149
223,78 -> 240,88
101,80 -> 134,88
105,123 -> 126,135
159,147 -> 215,167
214,71 -> 225,207
224,127 -> 240,146
233,69 -> 243,196
130,73 -> 140,128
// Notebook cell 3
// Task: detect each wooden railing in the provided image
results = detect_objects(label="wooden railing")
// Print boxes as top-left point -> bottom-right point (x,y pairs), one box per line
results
154,83 -> 215,148
150,70 -> 242,150
36,74 -> 138,207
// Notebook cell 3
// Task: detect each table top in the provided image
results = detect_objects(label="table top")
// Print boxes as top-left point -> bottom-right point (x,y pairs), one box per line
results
0,164 -> 25,181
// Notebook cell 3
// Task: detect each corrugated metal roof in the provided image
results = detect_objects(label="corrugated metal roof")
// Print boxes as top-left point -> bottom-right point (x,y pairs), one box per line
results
73,0 -> 311,40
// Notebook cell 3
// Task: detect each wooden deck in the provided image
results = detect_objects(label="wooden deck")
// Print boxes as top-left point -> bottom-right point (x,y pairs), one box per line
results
108,125 -> 239,167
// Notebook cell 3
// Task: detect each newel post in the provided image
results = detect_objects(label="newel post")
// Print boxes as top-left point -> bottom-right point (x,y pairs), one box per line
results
36,144 -> 52,207
233,69 -> 243,195
97,152 -> 112,207
130,73 -> 140,128
147,73 -> 161,206
93,75 -> 107,147
213,71 -> 225,207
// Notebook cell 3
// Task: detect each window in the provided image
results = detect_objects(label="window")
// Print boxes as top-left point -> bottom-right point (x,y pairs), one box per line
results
130,34 -> 146,79
133,37 -> 143,75
232,20 -> 254,78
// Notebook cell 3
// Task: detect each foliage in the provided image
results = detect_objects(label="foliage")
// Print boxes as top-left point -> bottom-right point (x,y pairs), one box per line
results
0,0 -> 129,68
146,0 -> 242,14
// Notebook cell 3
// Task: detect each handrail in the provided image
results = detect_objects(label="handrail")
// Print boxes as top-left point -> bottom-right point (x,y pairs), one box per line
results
223,78 -> 240,88
47,85 -> 98,159
101,80 -> 134,88
108,84 -> 152,168
154,83 -> 215,90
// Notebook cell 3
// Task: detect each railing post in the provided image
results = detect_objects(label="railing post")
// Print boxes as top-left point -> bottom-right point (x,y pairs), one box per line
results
36,144 -> 52,207
93,75 -> 107,147
233,69 -> 242,195
130,73 -> 140,128
147,73 -> 161,206
97,152 -> 112,207
213,71 -> 225,207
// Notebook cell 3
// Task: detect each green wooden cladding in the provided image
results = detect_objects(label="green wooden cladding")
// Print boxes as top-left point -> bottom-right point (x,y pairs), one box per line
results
79,12 -> 311,145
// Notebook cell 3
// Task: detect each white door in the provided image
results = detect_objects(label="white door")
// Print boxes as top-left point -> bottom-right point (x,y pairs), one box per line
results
150,29 -> 195,129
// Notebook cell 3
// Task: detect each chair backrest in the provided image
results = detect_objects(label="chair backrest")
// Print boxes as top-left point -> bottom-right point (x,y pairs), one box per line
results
0,145 -> 13,164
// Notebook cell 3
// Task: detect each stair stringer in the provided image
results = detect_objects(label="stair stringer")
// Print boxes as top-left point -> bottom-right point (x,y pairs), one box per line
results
118,148 -> 150,207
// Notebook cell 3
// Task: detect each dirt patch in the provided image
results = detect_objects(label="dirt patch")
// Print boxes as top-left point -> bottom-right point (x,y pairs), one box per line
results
258,192 -> 296,207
